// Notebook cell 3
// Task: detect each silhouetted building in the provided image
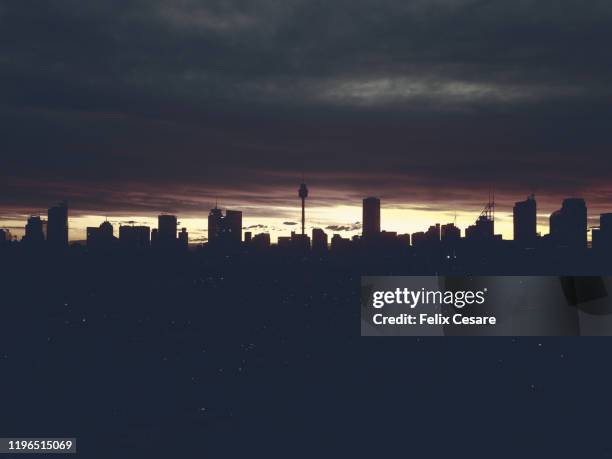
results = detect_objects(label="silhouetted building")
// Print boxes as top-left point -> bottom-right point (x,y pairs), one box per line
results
151,228 -> 158,247
0,229 -> 10,244
178,228 -> 189,249
157,214 -> 177,248
223,210 -> 242,242
208,206 -> 242,244
466,198 -> 495,242
592,213 -> 612,253
514,194 -> 537,247
441,223 -> 461,243
411,225 -> 441,249
86,227 -> 97,246
87,220 -> 115,250
47,201 -> 68,247
602,213 -> 612,233
362,197 -> 380,239
23,216 -> 45,245
312,228 -> 328,252
411,231 -> 426,247
291,231 -> 310,252
331,234 -> 351,252
550,198 -> 587,249
277,232 -> 310,253
466,216 -> 494,241
119,225 -> 150,249
277,236 -> 291,248
375,231 -> 410,251
251,233 -> 270,249
425,224 -> 441,242
208,206 -> 223,242
397,234 -> 411,246
244,232 -> 252,244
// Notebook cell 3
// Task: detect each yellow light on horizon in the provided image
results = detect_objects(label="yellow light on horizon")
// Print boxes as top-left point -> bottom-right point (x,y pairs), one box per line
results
0,204 -> 552,243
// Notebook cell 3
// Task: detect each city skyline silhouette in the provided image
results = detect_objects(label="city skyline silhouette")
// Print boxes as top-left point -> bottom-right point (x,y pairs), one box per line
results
2,189 -> 611,248
3,185 -> 612,243
3,189 -> 612,272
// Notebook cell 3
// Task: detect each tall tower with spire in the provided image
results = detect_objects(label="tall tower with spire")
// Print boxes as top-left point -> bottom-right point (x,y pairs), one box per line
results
298,181 -> 308,235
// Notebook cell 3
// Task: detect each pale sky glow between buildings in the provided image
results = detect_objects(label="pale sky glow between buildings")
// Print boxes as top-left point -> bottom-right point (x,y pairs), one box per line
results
0,202 -> 580,244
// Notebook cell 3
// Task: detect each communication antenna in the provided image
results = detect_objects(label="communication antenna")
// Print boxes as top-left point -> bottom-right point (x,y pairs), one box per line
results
298,175 -> 309,236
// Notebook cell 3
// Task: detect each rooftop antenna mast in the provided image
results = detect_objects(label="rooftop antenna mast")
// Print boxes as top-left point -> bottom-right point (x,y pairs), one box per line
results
480,188 -> 495,222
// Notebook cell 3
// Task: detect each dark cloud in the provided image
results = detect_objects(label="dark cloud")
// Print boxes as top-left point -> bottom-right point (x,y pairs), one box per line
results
326,222 -> 362,232
2,0 -> 612,218
283,221 -> 297,226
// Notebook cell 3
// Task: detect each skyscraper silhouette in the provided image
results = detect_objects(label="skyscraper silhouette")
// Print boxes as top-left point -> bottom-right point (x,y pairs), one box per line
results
513,194 -> 537,247
362,197 -> 380,239
441,223 -> 461,243
23,216 -> 45,245
157,214 -> 177,248
208,206 -> 243,244
47,201 -> 68,247
119,225 -> 151,249
224,210 -> 242,242
208,206 -> 223,242
178,228 -> 189,249
151,228 -> 158,247
312,228 -> 328,252
411,231 -> 426,247
550,198 -> 587,249
425,224 -> 441,242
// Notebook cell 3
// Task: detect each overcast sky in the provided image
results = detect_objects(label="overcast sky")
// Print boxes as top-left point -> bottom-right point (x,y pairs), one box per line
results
2,0 -> 612,231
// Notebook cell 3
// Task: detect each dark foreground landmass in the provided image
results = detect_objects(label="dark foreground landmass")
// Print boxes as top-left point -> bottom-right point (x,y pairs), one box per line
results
2,247 -> 612,457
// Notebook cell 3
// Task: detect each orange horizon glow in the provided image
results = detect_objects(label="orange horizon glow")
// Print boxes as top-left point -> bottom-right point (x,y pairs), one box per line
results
0,203 -> 563,243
